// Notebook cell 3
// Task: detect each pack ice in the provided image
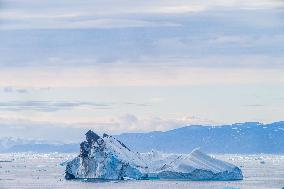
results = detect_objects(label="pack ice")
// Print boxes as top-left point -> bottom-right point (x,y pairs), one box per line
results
65,130 -> 243,181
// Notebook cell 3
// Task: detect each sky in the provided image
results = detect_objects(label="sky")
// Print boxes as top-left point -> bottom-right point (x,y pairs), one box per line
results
0,0 -> 284,141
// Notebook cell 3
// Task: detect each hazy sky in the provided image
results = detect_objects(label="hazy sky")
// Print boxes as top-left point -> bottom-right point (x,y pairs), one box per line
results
0,0 -> 284,141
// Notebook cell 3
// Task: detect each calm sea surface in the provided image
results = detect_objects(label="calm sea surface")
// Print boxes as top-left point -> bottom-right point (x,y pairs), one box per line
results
0,153 -> 283,189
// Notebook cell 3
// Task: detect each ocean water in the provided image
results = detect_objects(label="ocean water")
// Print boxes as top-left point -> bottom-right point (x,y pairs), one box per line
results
0,153 -> 283,189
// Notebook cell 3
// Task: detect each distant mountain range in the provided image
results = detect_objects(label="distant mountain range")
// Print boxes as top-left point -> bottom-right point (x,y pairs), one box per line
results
117,122 -> 284,154
1,122 -> 284,154
0,137 -> 79,153
4,143 -> 79,153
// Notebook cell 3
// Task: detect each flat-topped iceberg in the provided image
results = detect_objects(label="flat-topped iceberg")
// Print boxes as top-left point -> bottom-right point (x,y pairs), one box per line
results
65,130 -> 243,181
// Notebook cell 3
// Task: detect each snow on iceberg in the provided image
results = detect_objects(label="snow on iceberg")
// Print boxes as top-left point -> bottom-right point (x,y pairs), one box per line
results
65,131 -> 147,180
65,130 -> 243,181
152,149 -> 243,180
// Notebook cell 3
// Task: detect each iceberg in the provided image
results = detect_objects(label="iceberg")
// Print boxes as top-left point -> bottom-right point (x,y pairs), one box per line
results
65,130 -> 243,181
149,149 -> 243,180
65,131 -> 147,180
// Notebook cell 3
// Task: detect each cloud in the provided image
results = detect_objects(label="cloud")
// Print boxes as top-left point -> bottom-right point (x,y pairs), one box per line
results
1,21 -> 284,68
0,119 -> 86,143
3,87 -> 29,93
0,101 -> 111,112
0,0 -> 282,137
0,65 -> 283,87
99,114 -> 215,133
243,104 -> 265,107
0,0 -> 283,30
0,113 -> 215,141
0,18 -> 180,30
124,102 -> 151,107
1,3 -> 284,71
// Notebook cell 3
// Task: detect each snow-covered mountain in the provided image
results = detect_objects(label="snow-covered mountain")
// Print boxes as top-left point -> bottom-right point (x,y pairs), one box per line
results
2,121 -> 283,153
65,130 -> 243,181
0,137 -> 78,153
116,122 -> 284,153
0,137 -> 43,152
